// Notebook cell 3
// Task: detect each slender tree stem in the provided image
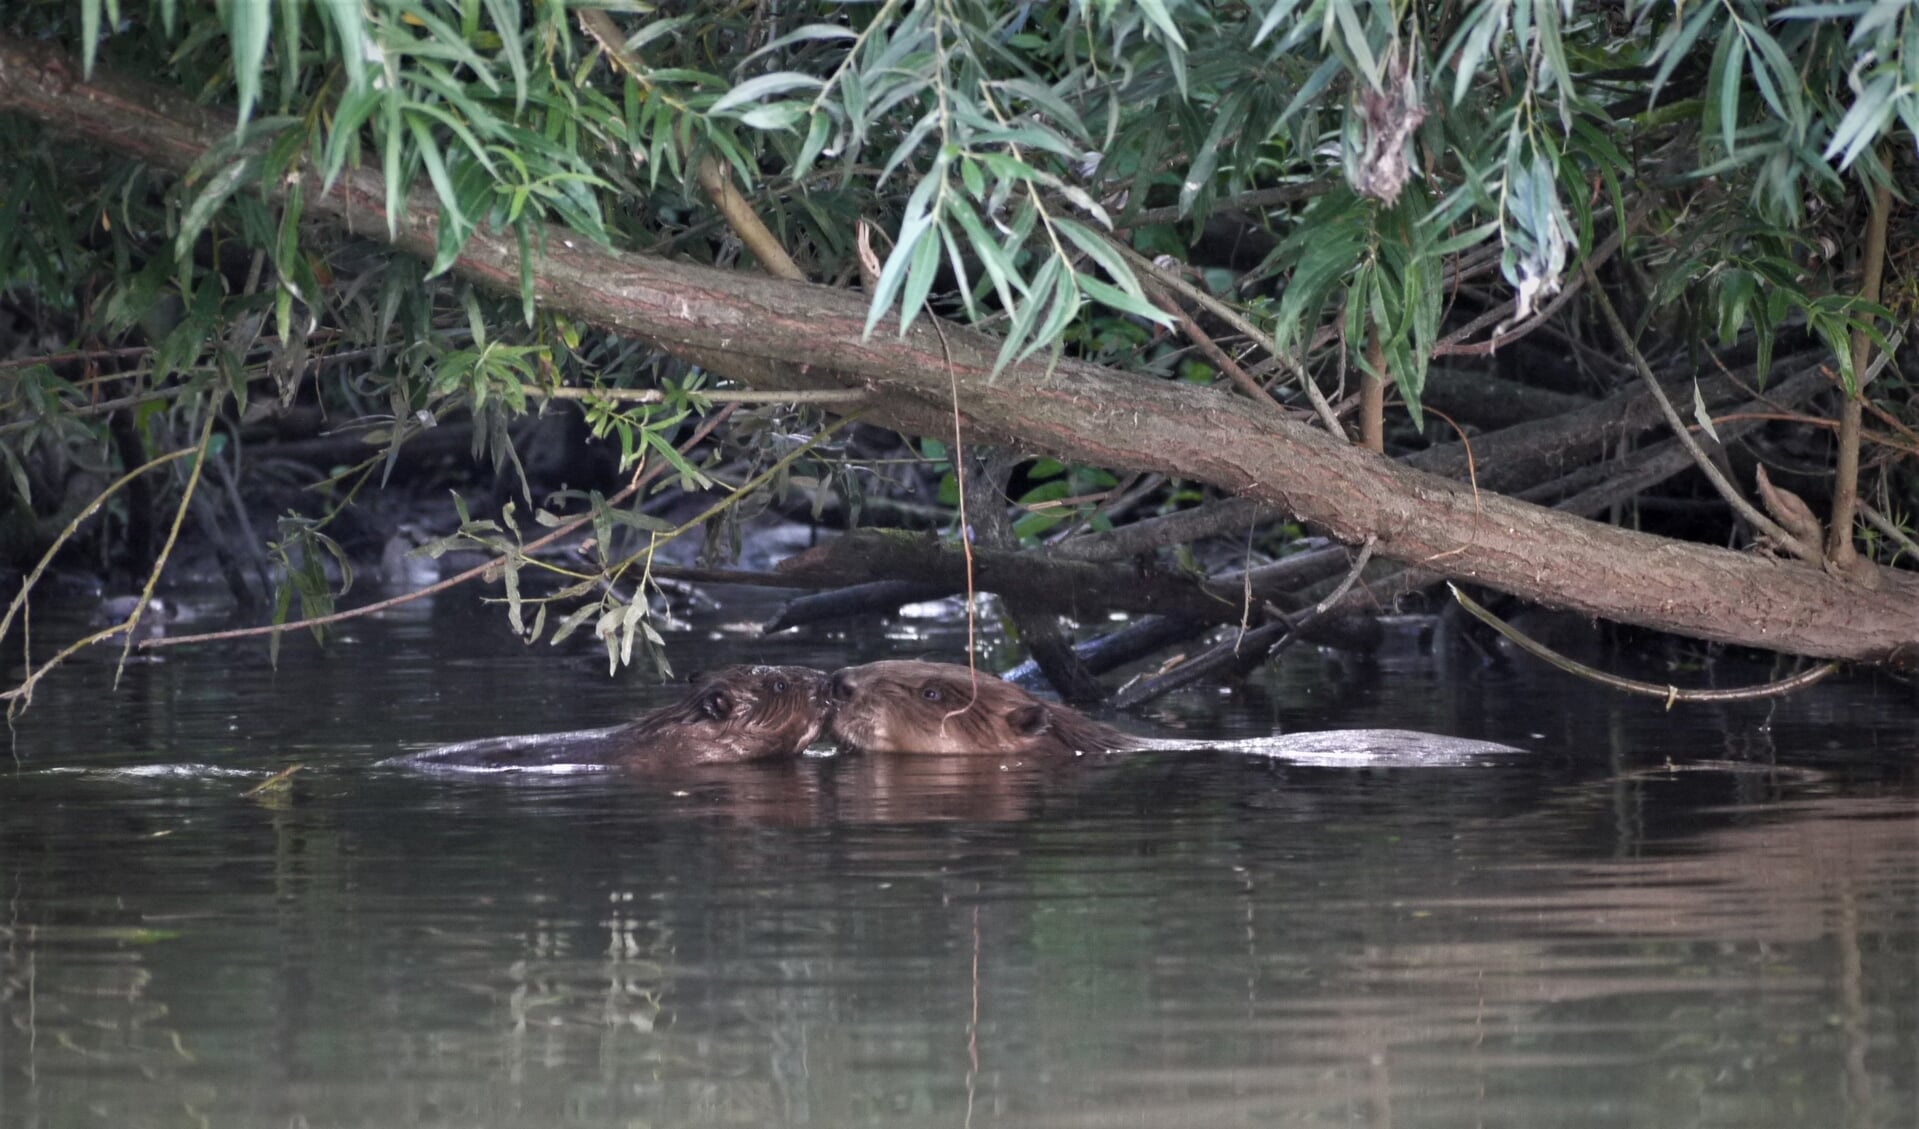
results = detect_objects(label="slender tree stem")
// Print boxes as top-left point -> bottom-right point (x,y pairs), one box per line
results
1827,178 -> 1893,569
1360,322 -> 1386,453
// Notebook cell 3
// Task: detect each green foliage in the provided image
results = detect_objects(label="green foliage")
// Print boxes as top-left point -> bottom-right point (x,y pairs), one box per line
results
20,0 -> 1917,419
1012,460 -> 1119,542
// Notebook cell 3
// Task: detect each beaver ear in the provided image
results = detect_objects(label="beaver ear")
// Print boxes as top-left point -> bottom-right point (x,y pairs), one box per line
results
1008,704 -> 1051,736
697,685 -> 735,721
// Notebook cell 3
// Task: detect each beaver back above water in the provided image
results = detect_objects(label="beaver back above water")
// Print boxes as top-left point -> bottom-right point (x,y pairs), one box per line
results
826,660 -> 1136,756
400,664 -> 829,771
825,659 -> 1526,763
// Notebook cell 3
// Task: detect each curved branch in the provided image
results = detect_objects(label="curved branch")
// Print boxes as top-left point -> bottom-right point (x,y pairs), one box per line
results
1450,585 -> 1839,704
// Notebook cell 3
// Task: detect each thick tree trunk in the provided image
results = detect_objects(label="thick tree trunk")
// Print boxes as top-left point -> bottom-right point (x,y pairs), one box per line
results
3,38 -> 1915,664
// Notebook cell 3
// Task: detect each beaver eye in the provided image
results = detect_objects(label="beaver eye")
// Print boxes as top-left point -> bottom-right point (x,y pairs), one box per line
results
771,678 -> 788,694
921,686 -> 943,702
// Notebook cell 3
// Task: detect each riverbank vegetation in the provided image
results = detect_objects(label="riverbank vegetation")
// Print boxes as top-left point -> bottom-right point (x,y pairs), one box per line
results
0,1 -> 1913,712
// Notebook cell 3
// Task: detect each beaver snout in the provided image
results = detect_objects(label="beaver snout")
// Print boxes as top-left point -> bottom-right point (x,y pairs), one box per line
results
826,669 -> 857,704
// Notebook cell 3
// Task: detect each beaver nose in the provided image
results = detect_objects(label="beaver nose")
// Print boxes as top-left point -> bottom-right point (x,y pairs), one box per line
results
826,670 -> 854,703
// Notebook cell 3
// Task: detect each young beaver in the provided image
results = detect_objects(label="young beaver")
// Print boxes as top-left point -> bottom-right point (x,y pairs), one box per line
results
825,659 -> 1527,763
825,660 -> 1133,756
399,664 -> 829,772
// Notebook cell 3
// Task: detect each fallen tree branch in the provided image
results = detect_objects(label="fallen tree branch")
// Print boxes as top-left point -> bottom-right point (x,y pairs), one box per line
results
1112,538 -> 1377,709
775,529 -> 1247,623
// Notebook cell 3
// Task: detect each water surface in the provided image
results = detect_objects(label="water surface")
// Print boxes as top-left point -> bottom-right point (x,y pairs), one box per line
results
3,593 -> 1915,1128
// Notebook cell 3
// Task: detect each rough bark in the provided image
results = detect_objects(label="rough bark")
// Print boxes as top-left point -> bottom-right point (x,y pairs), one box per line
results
4,38 -> 1915,664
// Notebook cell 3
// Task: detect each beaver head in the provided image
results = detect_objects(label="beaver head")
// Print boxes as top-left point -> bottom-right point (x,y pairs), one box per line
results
617,664 -> 829,765
824,660 -> 1135,756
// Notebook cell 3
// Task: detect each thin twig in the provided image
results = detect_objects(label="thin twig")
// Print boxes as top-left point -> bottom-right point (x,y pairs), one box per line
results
932,319 -> 982,687
536,385 -> 866,406
114,411 -> 218,685
1101,233 -> 1345,436
1449,584 -> 1839,704
1118,182 -> 1323,228
137,406 -> 743,652
3,416 -> 219,711
601,411 -> 862,583
1860,503 -> 1919,563
1433,203 -> 1639,358
0,445 -> 200,651
1581,262 -> 1814,560
1163,294 -> 1294,412
1112,537 -> 1376,710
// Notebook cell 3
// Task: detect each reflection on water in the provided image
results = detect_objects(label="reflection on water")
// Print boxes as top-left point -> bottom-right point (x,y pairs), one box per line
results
2,594 -> 1916,1128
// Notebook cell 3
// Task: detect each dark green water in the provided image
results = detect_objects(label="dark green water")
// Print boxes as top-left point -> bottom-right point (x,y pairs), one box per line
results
3,593 -> 1916,1128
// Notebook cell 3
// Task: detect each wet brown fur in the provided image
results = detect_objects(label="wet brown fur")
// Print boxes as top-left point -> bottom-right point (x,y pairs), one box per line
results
404,664 -> 829,771
825,660 -> 1136,756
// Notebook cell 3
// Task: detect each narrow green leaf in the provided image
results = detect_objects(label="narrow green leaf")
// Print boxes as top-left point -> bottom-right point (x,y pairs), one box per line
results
278,0 -> 300,113
322,86 -> 380,193
1428,219 -> 1499,258
1254,0 -> 1308,46
863,171 -> 941,337
1178,91 -> 1241,217
1823,73 -> 1897,167
993,256 -> 1059,375
1075,271 -> 1172,326
948,196 -> 1021,312
1333,1 -> 1380,86
392,3 -> 498,91
711,72 -> 826,115
317,0 -> 368,97
1692,380 -> 1722,444
995,78 -> 1090,143
482,0 -> 528,110
794,110 -> 831,179
1740,20 -> 1803,130
81,0 -> 101,77
739,103 -> 806,131
746,22 -> 858,61
1278,55 -> 1344,128
405,116 -> 467,272
1713,32 -> 1746,154
227,0 -> 270,127
1446,3 -> 1506,106
898,218 -> 944,335
938,221 -> 979,321
381,84 -> 406,239
400,98 -> 499,174
1134,0 -> 1190,50
1019,266 -> 1082,365
549,603 -> 599,647
1054,217 -> 1145,299
174,158 -> 253,262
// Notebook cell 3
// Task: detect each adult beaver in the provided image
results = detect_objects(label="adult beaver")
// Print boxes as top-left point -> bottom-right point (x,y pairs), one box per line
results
825,660 -> 1523,764
825,660 -> 1135,756
398,664 -> 829,772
